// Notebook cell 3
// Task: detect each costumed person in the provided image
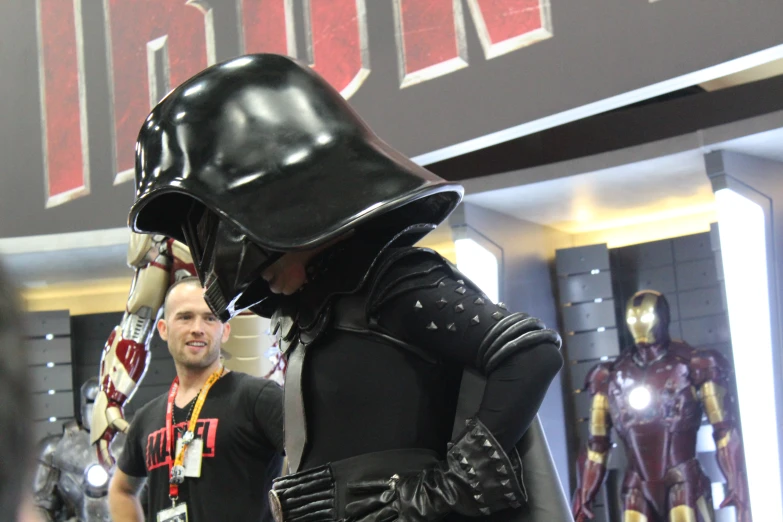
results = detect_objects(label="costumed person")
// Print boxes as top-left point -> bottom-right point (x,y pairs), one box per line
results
572,290 -> 750,522
91,232 -> 276,468
33,378 -> 123,522
127,53 -> 572,522
109,277 -> 284,522
0,259 -> 41,522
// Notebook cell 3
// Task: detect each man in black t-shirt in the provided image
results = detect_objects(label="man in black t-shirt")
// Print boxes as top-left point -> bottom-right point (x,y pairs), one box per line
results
108,277 -> 284,522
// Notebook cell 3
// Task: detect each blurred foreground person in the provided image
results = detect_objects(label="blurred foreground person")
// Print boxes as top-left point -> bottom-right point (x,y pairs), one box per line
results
0,260 -> 40,522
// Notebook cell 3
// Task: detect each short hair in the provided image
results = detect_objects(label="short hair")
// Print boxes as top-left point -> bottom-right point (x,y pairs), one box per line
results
0,260 -> 31,517
162,276 -> 206,319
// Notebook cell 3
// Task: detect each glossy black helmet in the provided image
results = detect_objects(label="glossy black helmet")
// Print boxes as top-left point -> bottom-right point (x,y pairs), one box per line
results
128,54 -> 462,319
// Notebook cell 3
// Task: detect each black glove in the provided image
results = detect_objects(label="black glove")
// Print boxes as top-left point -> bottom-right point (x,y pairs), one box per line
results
345,418 -> 526,522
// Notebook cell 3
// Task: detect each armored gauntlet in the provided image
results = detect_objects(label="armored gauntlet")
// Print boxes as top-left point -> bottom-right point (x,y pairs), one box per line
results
344,418 -> 525,522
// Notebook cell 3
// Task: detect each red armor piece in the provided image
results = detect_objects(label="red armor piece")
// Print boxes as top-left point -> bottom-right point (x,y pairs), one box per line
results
573,290 -> 751,522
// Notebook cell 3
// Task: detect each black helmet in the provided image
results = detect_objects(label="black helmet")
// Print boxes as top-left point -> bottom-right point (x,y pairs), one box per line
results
128,54 -> 462,320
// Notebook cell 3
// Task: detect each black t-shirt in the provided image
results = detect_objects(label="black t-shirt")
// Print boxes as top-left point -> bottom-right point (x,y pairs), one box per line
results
118,372 -> 284,522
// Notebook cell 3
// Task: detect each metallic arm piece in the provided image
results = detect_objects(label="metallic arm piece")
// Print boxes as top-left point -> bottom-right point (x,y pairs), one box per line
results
586,448 -> 608,466
589,393 -> 609,438
700,381 -> 727,424
32,436 -> 62,520
692,350 -> 751,522
91,236 -> 173,467
699,380 -> 750,520
573,364 -> 613,522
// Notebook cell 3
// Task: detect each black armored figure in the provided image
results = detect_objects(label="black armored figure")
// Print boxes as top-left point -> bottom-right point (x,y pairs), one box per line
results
128,53 -> 572,522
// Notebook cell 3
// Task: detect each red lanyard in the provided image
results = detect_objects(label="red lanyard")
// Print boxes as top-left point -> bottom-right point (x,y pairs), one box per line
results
165,366 -> 223,501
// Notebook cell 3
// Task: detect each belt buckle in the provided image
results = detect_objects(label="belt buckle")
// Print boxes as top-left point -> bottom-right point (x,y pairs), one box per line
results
269,488 -> 284,522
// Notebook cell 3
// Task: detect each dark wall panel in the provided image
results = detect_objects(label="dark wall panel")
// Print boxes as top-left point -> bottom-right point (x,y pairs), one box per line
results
566,329 -> 621,362
25,311 -> 74,439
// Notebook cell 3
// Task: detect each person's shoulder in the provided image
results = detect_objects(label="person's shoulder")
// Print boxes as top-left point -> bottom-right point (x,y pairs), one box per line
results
227,372 -> 281,395
124,391 -> 167,441
132,391 -> 168,420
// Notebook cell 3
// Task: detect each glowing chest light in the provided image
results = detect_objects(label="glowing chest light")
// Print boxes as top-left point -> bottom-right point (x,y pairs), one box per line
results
628,386 -> 653,411
85,463 -> 109,487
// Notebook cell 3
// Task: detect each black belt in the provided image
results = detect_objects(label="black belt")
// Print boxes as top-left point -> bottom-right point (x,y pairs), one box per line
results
269,448 -> 440,522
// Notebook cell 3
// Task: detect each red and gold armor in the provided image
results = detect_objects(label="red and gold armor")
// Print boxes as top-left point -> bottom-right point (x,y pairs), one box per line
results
573,290 -> 750,522
90,233 -> 273,466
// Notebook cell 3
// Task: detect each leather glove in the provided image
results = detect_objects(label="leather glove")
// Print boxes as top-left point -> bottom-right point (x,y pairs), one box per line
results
345,418 -> 526,522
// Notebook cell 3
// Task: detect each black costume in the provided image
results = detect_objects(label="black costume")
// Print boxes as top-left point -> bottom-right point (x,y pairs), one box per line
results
128,54 -> 572,522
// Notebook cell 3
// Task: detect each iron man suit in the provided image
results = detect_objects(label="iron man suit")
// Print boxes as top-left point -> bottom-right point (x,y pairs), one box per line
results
34,378 -> 123,522
573,290 -> 750,522
90,232 -> 274,466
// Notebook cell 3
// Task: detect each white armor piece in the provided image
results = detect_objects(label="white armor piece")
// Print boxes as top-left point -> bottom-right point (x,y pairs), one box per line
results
222,312 -> 275,377
93,232 -> 273,463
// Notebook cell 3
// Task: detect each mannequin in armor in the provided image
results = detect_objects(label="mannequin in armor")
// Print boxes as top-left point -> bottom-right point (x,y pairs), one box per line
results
127,53 -> 573,522
90,232 -> 274,466
572,290 -> 750,522
34,378 -> 124,522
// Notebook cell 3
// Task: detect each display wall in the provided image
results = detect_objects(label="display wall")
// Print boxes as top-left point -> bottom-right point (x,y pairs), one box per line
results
27,310 -> 75,441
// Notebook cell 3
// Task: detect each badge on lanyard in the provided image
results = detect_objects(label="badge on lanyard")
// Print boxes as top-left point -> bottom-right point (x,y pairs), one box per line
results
157,502 -> 188,522
176,437 -> 204,477
165,366 -> 224,516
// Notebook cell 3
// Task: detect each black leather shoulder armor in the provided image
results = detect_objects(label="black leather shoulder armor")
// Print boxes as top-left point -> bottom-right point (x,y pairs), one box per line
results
366,246 -> 478,316
367,247 -> 561,373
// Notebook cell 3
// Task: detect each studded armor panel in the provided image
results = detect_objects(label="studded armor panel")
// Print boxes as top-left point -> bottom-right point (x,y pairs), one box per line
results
367,248 -> 561,374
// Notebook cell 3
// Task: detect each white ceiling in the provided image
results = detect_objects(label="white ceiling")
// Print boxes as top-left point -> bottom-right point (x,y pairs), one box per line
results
465,150 -> 714,233
2,243 -> 130,288
464,119 -> 783,234
717,126 -> 783,163
700,57 -> 783,92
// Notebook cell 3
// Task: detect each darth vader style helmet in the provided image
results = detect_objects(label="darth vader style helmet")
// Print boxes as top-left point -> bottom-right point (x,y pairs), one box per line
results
129,54 -> 462,321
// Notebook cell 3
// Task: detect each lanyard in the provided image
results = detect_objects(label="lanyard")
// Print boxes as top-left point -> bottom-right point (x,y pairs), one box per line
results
166,366 -> 224,502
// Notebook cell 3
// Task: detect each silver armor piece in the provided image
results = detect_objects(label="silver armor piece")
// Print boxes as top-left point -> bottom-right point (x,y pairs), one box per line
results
121,306 -> 155,344
34,421 -> 126,521
33,436 -> 61,516
81,379 -> 100,432
173,268 -> 193,282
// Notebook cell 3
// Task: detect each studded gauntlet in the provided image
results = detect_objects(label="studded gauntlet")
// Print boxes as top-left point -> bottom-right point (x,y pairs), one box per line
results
345,418 -> 526,522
